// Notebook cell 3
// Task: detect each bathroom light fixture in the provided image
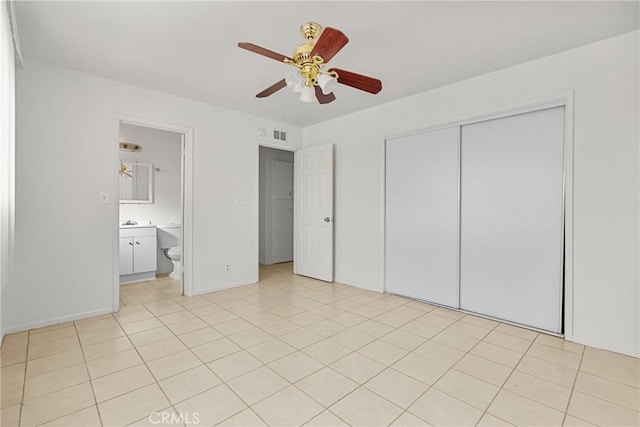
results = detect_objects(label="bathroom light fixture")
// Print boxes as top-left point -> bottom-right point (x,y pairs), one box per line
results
119,141 -> 142,152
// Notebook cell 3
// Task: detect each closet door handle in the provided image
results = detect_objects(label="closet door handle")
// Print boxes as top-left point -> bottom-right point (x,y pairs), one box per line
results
135,241 -> 140,245
128,242 -> 134,246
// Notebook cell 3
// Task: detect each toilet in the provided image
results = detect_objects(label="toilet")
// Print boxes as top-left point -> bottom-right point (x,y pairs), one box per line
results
157,224 -> 182,280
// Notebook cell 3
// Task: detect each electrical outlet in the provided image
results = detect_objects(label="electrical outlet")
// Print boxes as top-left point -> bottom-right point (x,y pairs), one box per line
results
224,263 -> 231,272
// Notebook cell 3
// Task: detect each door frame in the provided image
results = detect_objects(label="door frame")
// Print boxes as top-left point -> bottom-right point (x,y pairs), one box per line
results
382,91 -> 575,340
254,141 -> 297,280
113,115 -> 194,311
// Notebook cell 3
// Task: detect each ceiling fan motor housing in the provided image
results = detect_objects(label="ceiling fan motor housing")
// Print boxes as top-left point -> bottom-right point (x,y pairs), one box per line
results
292,44 -> 324,86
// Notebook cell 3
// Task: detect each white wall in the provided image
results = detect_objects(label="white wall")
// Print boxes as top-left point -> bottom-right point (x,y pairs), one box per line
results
0,2 -> 17,344
303,31 -> 639,357
259,146 -> 294,265
6,58 -> 301,332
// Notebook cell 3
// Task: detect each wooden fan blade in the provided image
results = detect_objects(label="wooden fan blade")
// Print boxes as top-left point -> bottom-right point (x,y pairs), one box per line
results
315,86 -> 336,104
329,68 -> 382,94
256,79 -> 287,98
311,28 -> 349,63
238,42 -> 292,63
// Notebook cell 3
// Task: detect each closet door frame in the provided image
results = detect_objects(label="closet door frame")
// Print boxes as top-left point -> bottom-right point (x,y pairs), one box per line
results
382,92 -> 575,340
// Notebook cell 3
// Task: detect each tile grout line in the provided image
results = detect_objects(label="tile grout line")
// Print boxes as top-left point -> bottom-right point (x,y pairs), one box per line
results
569,360 -> 639,390
19,324 -> 99,426
561,343 -> 586,426
16,329 -> 30,427
194,275 -> 399,424
479,332 -> 543,423
198,274 -> 522,426
300,312 -> 487,425
24,305 -> 386,426
69,320 -> 103,426
384,315 -> 501,425
112,309 -> 197,426
117,292 -> 281,426
83,314 -> 147,422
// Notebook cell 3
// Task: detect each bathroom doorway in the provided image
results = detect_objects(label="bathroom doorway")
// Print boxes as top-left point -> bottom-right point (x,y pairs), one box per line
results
258,145 -> 295,278
115,117 -> 193,310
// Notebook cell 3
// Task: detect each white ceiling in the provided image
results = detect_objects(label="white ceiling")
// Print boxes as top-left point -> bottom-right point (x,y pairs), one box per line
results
15,1 -> 639,127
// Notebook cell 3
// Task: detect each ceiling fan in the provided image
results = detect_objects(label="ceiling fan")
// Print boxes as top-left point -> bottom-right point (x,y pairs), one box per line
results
238,22 -> 382,104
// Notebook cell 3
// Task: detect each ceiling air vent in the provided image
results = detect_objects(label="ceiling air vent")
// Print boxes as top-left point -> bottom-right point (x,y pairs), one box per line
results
273,130 -> 287,142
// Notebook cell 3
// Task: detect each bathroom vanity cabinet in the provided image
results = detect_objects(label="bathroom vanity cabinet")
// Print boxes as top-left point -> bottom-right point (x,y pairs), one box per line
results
119,226 -> 157,284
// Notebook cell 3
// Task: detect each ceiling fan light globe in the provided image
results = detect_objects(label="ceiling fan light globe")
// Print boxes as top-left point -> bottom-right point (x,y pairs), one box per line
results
285,71 -> 304,93
284,71 -> 297,86
300,85 -> 316,103
318,74 -> 337,95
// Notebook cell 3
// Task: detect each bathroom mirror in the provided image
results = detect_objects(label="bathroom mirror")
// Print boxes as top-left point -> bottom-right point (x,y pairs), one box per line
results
119,162 -> 154,203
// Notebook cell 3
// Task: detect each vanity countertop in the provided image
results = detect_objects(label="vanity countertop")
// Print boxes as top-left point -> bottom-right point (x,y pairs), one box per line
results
119,224 -> 156,229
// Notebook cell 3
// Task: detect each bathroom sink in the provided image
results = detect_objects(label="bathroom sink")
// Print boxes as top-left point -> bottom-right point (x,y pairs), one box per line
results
120,223 -> 156,229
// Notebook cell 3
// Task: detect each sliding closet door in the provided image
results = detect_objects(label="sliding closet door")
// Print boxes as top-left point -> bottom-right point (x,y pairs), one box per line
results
460,107 -> 565,332
386,127 -> 459,307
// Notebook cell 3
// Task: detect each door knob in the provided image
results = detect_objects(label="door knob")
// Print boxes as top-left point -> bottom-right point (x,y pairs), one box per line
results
324,217 -> 332,223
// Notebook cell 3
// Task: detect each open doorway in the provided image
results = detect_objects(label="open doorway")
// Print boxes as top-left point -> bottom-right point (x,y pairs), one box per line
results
117,121 -> 185,306
259,146 -> 294,279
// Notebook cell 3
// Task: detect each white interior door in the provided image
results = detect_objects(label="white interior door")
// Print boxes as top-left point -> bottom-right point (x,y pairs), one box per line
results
386,127 -> 460,307
273,159 -> 293,263
294,144 -> 334,282
460,106 -> 565,332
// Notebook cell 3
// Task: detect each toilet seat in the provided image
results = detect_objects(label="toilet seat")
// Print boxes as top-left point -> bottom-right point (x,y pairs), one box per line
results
157,224 -> 182,280
167,246 -> 181,260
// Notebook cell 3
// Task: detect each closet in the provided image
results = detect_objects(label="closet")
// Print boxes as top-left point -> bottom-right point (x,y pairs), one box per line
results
385,106 -> 565,333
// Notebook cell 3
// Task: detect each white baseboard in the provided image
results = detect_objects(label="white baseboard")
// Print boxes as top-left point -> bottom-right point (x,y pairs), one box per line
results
191,279 -> 258,296
2,307 -> 114,335
335,276 -> 382,294
119,271 -> 156,285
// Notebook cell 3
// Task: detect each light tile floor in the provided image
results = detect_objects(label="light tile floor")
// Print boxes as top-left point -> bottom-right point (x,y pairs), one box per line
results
120,276 -> 183,307
1,262 -> 639,426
